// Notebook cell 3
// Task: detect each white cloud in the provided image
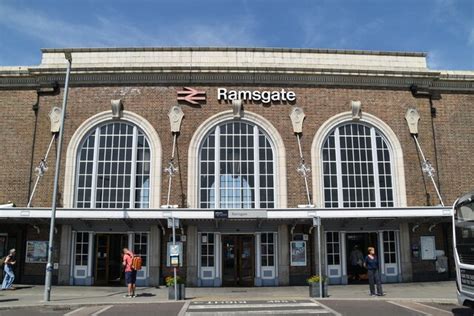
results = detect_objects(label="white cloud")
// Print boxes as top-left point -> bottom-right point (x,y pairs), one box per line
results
426,50 -> 442,69
297,7 -> 384,50
297,6 -> 327,48
0,3 -> 263,49
433,0 -> 456,20
431,0 -> 473,48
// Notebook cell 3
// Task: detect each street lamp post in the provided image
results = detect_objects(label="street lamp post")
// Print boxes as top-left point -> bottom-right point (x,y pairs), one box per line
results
172,217 -> 177,301
44,52 -> 72,302
313,216 -> 322,298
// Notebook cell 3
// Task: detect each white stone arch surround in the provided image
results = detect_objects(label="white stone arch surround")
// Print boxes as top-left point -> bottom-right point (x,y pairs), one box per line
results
63,110 -> 162,208
187,110 -> 287,208
311,111 -> 407,208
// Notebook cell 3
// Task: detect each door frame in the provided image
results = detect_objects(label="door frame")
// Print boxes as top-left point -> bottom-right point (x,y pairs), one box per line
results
94,234 -> 111,285
93,232 -> 129,285
221,233 -> 255,287
344,231 -> 378,283
340,230 -> 400,284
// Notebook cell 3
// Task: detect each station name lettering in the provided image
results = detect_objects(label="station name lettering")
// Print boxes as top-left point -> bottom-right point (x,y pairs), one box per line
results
217,88 -> 296,104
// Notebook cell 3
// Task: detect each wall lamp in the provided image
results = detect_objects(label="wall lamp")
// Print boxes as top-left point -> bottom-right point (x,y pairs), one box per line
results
412,224 -> 420,233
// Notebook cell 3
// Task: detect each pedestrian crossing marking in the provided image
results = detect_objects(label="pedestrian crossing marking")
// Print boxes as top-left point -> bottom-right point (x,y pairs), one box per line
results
186,310 -> 330,315
189,302 -> 320,309
186,299 -> 333,316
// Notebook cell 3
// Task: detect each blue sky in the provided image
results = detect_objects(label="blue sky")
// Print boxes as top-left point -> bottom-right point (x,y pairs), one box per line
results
0,0 -> 473,70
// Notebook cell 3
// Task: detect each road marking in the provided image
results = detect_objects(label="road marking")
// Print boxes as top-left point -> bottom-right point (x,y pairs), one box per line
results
311,299 -> 342,316
178,301 -> 191,316
186,310 -> 330,315
64,307 -> 86,315
188,302 -> 319,309
64,306 -> 113,316
412,302 -> 453,315
91,305 -> 113,316
387,301 -> 432,315
186,299 -> 334,315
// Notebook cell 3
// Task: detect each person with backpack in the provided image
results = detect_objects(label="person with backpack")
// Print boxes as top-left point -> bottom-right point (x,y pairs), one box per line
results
122,247 -> 137,298
2,249 -> 16,290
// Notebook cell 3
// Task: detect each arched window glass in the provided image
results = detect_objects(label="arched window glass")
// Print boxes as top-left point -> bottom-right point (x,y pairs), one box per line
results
322,123 -> 394,208
75,122 -> 151,208
199,121 -> 275,209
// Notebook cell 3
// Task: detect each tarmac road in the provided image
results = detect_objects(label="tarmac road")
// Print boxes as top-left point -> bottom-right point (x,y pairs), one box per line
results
0,300 -> 472,316
0,282 -> 472,315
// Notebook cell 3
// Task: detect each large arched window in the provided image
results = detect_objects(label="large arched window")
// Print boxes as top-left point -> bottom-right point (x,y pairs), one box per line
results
322,122 -> 394,208
75,122 -> 151,208
199,121 -> 275,209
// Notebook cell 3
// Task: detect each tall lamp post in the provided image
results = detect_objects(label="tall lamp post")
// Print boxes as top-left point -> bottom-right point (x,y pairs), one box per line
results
44,52 -> 72,302
313,216 -> 322,298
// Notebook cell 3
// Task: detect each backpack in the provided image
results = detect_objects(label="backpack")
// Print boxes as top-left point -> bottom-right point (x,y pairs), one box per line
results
131,255 -> 142,271
0,256 -> 5,267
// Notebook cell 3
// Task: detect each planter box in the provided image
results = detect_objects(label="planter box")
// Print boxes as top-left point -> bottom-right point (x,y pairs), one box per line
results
309,282 -> 328,298
168,284 -> 185,300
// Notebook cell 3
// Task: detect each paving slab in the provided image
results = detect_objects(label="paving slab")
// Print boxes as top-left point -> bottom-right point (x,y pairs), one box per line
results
0,281 -> 458,310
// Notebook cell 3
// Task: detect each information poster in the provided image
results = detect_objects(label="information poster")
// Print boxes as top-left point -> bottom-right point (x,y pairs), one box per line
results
290,241 -> 307,266
25,241 -> 48,263
420,236 -> 436,260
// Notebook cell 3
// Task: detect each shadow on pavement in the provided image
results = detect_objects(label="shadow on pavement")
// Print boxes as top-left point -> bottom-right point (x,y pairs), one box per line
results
11,286 -> 33,290
0,299 -> 19,303
50,291 -> 124,302
136,293 -> 156,297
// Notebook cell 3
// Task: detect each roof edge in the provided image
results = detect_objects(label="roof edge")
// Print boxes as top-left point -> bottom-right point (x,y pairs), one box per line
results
40,46 -> 428,57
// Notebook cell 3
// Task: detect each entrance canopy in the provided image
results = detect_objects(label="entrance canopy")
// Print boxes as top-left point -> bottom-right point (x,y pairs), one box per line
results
0,206 -> 452,220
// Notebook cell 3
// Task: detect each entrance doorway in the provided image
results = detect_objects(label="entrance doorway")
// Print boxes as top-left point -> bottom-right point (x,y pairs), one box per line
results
95,234 -> 128,286
346,232 -> 378,284
222,235 -> 255,286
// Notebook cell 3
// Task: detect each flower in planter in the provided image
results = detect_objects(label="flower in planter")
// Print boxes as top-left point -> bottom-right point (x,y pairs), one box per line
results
306,275 -> 327,284
165,275 -> 185,287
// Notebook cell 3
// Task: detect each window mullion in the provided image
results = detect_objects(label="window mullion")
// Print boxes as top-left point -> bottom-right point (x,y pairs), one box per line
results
130,126 -> 138,208
215,126 -> 221,208
370,127 -> 381,207
91,127 -> 100,208
254,126 -> 260,208
334,127 -> 343,208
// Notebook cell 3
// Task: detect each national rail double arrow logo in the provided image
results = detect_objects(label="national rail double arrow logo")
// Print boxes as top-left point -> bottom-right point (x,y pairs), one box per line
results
177,87 -> 206,105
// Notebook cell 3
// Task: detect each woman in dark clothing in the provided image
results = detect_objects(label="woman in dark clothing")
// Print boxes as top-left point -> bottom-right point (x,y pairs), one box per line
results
364,247 -> 385,296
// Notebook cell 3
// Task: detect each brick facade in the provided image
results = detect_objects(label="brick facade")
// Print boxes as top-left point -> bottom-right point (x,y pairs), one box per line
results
0,47 -> 472,285
2,86 -> 471,209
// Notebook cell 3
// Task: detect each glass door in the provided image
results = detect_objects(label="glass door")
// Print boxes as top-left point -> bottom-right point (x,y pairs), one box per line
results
240,235 -> 254,286
95,234 -> 109,285
222,235 -> 254,286
95,234 -> 129,285
346,232 -> 378,284
109,234 -> 128,285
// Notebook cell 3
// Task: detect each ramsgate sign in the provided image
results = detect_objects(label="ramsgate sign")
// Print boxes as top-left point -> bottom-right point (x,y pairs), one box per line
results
217,88 -> 296,104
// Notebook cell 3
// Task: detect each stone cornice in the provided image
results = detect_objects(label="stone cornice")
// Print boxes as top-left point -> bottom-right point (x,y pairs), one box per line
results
0,69 -> 473,92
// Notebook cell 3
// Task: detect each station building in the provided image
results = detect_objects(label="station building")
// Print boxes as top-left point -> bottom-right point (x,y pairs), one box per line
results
0,47 -> 473,287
